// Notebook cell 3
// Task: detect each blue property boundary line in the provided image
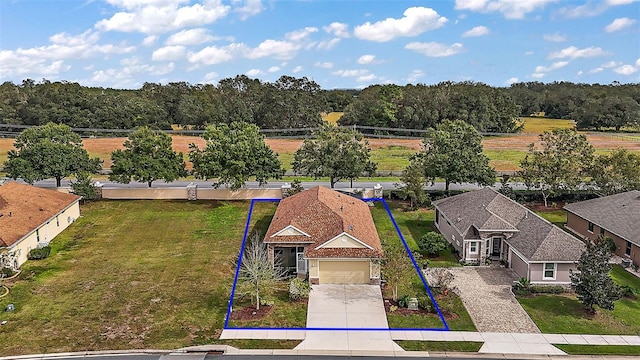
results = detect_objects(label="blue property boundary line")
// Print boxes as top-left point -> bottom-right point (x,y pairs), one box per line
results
224,197 -> 449,331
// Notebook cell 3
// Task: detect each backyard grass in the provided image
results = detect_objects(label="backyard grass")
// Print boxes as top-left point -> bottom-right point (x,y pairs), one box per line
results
554,344 -> 640,355
0,200 -> 282,356
534,209 -> 566,228
396,340 -> 483,352
517,264 -> 640,335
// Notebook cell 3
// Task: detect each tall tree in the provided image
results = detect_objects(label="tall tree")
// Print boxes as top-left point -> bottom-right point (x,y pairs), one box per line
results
571,237 -> 622,314
189,122 -> 283,190
4,122 -> 101,187
109,127 -> 186,187
589,149 -> 640,195
410,119 -> 496,191
519,129 -> 594,207
395,161 -> 429,209
292,125 -> 377,188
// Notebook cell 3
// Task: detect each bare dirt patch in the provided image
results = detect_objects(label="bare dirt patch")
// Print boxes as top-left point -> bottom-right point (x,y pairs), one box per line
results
229,305 -> 273,321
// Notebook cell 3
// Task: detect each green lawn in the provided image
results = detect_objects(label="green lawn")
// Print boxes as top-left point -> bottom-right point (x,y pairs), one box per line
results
518,264 -> 640,335
386,292 -> 476,331
396,341 -> 483,352
555,344 -> 640,355
520,117 -> 576,134
534,210 -> 566,228
0,200 -> 281,356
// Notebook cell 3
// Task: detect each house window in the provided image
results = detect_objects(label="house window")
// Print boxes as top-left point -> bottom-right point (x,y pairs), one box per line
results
599,227 -> 605,236
588,222 -> 594,233
469,242 -> 478,254
56,215 -> 60,227
36,230 -> 40,242
626,241 -> 632,256
543,263 -> 556,280
435,209 -> 440,224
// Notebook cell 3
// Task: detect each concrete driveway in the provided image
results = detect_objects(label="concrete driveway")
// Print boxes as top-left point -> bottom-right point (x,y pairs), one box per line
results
294,284 -> 403,352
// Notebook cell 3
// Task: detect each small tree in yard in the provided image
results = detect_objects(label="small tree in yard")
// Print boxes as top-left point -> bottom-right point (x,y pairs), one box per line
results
238,233 -> 288,310
418,232 -> 449,257
395,162 -> 430,209
70,172 -> 99,203
570,236 -> 622,314
382,239 -> 419,301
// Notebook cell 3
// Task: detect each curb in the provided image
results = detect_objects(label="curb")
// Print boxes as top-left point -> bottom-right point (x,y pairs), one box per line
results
0,349 -> 174,360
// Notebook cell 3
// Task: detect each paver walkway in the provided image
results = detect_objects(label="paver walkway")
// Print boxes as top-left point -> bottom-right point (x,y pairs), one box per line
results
443,267 -> 540,333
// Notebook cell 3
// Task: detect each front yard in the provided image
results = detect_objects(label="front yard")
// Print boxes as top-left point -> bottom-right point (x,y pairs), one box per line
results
517,265 -> 640,335
0,200 -> 278,356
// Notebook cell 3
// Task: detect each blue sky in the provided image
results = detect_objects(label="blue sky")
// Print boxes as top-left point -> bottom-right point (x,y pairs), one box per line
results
0,0 -> 639,89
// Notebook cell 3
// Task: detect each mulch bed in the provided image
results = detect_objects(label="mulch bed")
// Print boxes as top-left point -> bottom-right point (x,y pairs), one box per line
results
229,305 -> 273,321
383,297 -> 459,320
526,202 -> 566,212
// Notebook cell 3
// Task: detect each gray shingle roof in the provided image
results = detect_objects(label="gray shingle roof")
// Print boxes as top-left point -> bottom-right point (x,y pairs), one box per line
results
433,188 -> 585,262
564,190 -> 640,244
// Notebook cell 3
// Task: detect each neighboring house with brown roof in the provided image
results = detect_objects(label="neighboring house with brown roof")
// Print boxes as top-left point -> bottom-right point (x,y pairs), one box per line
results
564,190 -> 640,266
433,188 -> 585,284
0,182 -> 81,269
264,186 -> 383,285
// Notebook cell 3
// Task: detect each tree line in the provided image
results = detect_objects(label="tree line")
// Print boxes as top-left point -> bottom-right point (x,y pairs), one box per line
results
2,78 -> 638,133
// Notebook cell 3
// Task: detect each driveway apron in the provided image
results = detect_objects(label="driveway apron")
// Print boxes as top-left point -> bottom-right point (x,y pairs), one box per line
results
294,284 -> 403,352
446,267 -> 540,333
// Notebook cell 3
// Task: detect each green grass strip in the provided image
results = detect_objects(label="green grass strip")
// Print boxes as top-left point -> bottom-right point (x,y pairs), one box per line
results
555,344 -> 640,355
396,340 -> 483,352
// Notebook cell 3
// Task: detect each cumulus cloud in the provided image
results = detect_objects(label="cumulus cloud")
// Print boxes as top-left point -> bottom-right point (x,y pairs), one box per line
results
166,28 -> 216,45
612,59 -> 640,75
245,68 -> 262,76
202,71 -> 219,83
357,54 -> 376,64
268,66 -> 280,73
558,0 -> 639,18
187,44 -> 241,65
142,35 -> 159,46
407,69 -> 425,82
317,38 -> 341,50
505,77 -> 519,85
285,27 -> 318,42
245,39 -> 300,60
543,33 -> 567,42
292,66 -> 303,73
332,69 -> 370,77
531,61 -> 568,78
96,0 -> 230,34
455,0 -> 555,19
605,17 -> 637,32
462,25 -> 489,37
151,45 -> 186,61
548,46 -> 606,59
354,7 -> 447,42
315,62 -> 334,69
87,56 -> 175,88
234,0 -> 264,20
323,22 -> 350,38
405,42 -> 465,57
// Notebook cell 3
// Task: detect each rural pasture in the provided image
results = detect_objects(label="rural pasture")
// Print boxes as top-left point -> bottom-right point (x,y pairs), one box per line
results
1,118 -> 639,172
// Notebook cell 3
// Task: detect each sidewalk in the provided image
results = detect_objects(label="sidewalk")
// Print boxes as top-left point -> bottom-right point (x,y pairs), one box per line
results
220,329 -> 640,355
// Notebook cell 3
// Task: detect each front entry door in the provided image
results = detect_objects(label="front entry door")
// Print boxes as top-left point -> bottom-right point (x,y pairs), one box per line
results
296,252 -> 307,273
492,237 -> 501,257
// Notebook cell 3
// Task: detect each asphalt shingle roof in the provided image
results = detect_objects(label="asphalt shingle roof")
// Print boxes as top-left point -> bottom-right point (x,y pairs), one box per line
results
564,190 -> 640,244
264,186 -> 383,259
0,182 -> 80,247
433,188 -> 585,262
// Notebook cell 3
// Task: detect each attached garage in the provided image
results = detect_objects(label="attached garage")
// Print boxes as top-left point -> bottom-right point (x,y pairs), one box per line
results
319,260 -> 370,284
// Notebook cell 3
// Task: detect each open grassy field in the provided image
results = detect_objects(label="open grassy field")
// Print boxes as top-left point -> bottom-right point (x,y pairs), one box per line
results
321,112 -> 344,125
0,200 -> 278,356
520,117 -> 575,133
517,264 -> 640,335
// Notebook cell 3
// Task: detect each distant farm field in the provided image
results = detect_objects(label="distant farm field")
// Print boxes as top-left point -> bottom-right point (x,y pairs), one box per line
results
321,112 -> 344,125
1,117 -> 639,173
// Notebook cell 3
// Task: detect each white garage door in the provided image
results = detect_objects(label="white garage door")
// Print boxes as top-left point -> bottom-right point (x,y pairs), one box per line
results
319,260 -> 370,284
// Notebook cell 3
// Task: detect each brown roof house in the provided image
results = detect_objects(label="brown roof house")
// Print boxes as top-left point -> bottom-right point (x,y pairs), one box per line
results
564,190 -> 640,266
0,182 -> 81,269
264,186 -> 383,284
433,188 -> 585,284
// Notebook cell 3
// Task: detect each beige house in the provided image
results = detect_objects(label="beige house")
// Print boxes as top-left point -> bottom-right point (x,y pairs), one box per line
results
433,188 -> 585,285
264,186 -> 383,285
565,190 -> 640,266
0,182 -> 81,269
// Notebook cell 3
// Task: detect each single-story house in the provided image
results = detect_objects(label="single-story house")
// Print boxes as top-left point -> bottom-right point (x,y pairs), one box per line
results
433,188 -> 585,285
0,182 -> 81,269
264,185 -> 383,285
564,190 -> 640,266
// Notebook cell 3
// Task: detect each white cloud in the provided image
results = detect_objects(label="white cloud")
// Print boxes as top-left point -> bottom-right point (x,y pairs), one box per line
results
245,39 -> 300,60
548,46 -> 605,59
202,71 -> 219,83
577,70 -> 584,76
354,7 -> 447,42
292,66 -> 303,73
602,60 -> 621,68
613,64 -> 638,75
405,42 -> 465,57
317,38 -> 341,50
531,72 -> 545,78
532,61 -> 568,78
505,77 -> 519,85
315,61 -> 334,69
187,44 -> 241,65
357,74 -> 377,82
455,0 -> 555,19
558,0 -> 639,18
525,50 -> 534,55
151,45 -> 185,61
407,69 -> 425,82
637,58 -> 640,67
166,28 -> 215,45
543,33 -> 566,42
605,17 -> 637,32
246,68 -> 262,76
268,66 -> 280,73
87,56 -> 175,88
285,27 -> 318,42
589,67 -> 604,73
357,54 -> 376,64
234,0 -> 264,20
323,22 -> 350,38
462,25 -> 489,37
96,0 -> 231,34
142,35 -> 158,46
332,69 -> 370,77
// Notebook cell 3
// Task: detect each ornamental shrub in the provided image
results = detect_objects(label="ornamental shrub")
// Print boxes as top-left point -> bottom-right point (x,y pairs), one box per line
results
27,246 -> 51,260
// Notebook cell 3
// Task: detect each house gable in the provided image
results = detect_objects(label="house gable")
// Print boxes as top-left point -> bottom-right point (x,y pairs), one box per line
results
315,232 -> 373,250
271,225 -> 310,237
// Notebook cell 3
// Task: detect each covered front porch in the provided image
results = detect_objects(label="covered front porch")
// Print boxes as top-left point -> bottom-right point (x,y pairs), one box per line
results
271,245 -> 308,277
462,236 -> 508,264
